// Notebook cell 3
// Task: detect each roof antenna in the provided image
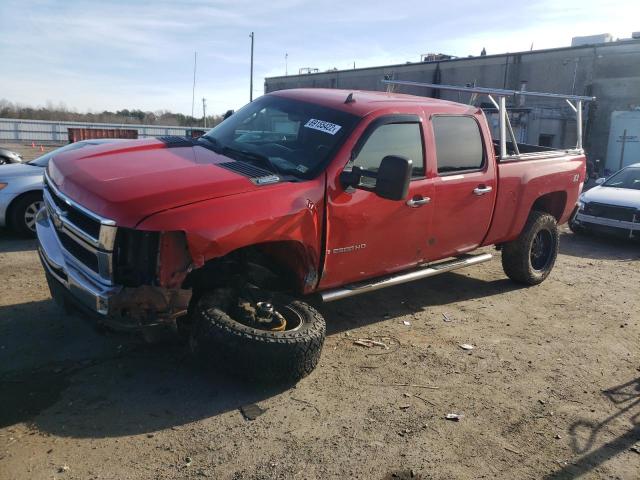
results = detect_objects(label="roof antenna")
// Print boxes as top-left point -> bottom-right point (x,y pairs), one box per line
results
344,92 -> 355,104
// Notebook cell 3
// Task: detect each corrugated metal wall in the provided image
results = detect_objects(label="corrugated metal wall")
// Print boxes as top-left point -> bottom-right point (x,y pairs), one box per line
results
265,39 -> 640,165
0,118 -> 198,143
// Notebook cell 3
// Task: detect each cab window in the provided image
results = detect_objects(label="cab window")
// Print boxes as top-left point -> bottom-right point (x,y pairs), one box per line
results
352,122 -> 424,178
433,116 -> 484,174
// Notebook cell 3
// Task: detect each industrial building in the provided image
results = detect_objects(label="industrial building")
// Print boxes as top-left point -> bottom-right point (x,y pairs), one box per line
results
265,34 -> 640,174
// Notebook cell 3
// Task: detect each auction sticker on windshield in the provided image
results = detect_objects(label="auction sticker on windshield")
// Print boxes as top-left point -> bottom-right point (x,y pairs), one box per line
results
304,119 -> 342,135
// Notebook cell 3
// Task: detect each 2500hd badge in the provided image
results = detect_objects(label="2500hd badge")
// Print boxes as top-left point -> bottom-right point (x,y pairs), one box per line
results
327,243 -> 367,255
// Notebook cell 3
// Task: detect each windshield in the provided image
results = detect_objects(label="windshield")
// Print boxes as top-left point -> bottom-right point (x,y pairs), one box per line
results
28,140 -> 116,167
603,167 -> 640,190
201,95 -> 359,178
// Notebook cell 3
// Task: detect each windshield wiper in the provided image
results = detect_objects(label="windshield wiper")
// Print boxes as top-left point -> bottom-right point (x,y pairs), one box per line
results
222,146 -> 280,174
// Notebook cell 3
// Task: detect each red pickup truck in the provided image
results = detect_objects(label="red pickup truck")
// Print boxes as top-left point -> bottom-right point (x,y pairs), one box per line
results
36,87 -> 587,382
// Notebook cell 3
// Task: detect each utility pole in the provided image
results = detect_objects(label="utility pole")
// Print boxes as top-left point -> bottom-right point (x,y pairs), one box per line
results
191,52 -> 197,122
202,97 -> 207,128
249,32 -> 254,102
285,52 -> 288,76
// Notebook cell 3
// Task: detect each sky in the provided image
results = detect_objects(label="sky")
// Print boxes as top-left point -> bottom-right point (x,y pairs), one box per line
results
0,0 -> 638,117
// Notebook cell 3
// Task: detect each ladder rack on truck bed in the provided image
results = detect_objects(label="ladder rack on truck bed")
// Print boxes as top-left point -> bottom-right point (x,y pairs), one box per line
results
381,79 -> 596,161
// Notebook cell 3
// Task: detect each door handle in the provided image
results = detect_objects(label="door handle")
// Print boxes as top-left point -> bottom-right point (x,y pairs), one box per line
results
473,185 -> 493,196
406,196 -> 431,207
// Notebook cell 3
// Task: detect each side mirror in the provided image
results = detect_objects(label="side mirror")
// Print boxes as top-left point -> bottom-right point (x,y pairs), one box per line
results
339,166 -> 362,190
595,177 -> 605,185
375,155 -> 412,201
223,109 -> 234,120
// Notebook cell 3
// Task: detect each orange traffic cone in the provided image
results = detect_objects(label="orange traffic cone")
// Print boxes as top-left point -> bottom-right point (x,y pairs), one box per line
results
40,145 -> 44,152
32,141 -> 35,148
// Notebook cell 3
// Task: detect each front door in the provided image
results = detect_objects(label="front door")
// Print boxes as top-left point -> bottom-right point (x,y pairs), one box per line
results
319,115 -> 434,289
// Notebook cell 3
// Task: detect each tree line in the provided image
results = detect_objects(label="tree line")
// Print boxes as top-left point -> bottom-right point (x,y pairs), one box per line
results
0,99 -> 223,128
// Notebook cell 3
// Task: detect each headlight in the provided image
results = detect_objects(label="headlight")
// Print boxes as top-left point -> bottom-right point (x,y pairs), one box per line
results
0,182 -> 7,191
577,201 -> 585,211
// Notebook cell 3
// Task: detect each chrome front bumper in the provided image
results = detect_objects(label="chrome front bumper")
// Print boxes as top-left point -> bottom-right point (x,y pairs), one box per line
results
36,207 -> 120,315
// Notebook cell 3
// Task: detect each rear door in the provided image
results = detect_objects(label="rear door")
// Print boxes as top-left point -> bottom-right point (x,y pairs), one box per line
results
427,114 -> 497,259
319,114 -> 434,288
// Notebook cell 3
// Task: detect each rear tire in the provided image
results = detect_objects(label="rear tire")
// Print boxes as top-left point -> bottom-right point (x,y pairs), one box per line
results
502,211 -> 559,285
190,289 -> 326,384
9,192 -> 43,237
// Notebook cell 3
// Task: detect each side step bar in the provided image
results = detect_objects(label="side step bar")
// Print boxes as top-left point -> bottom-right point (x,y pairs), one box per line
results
320,253 -> 493,302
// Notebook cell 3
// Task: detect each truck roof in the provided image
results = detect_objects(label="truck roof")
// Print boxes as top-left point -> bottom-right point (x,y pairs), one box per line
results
269,88 -> 475,117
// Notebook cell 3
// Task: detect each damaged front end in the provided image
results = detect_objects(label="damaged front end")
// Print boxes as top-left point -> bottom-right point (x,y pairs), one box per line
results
37,198 -> 194,339
107,229 -> 193,334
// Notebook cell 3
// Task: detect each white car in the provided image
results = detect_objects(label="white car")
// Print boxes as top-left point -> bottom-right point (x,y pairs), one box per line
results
571,163 -> 640,239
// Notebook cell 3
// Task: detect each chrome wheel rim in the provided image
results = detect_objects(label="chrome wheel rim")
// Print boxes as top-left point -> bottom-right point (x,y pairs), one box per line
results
24,200 -> 44,232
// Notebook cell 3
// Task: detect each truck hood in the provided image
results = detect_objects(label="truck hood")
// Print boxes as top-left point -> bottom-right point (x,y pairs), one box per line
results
581,185 -> 640,209
47,138 -> 269,227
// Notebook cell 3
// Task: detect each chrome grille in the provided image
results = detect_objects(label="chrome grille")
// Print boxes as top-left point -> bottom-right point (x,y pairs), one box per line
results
46,188 -> 101,237
43,171 -> 117,285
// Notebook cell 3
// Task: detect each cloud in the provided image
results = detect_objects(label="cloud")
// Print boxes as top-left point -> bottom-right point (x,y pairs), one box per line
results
0,0 -> 637,114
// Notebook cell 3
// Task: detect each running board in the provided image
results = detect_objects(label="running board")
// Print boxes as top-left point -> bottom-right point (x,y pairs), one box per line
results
320,253 -> 493,302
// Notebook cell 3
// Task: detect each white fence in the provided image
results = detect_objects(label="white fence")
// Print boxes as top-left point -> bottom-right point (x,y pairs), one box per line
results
0,118 -> 200,143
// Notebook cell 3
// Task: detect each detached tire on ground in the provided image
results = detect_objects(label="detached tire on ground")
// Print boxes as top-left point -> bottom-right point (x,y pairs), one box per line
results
191,290 -> 326,384
501,210 -> 559,285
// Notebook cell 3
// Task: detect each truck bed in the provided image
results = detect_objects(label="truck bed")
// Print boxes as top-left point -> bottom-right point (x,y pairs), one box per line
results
483,150 -> 586,246
492,140 -> 577,161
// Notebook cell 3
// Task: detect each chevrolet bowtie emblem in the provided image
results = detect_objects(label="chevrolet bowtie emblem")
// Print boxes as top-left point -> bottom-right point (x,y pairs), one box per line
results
52,209 -> 64,230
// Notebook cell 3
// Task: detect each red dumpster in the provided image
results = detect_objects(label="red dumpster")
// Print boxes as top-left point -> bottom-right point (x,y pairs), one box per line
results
67,128 -> 138,143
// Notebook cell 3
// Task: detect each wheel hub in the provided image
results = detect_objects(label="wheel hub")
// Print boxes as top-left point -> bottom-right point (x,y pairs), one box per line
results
236,298 -> 287,331
24,200 -> 44,232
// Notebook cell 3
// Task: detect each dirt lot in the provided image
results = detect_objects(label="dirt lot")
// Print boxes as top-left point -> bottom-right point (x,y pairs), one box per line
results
0,227 -> 639,480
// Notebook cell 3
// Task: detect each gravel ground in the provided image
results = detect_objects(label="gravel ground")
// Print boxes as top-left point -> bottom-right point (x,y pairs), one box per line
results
0,227 -> 639,480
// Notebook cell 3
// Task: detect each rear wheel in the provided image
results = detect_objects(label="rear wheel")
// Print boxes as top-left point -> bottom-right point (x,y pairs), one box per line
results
502,211 -> 559,285
190,287 -> 326,384
9,192 -> 43,237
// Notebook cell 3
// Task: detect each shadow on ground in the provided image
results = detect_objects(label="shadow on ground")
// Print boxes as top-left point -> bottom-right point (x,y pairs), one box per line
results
559,230 -> 640,261
321,270 -> 524,335
0,268 -> 522,439
0,297 -> 287,438
0,228 -> 37,253
1,342 -> 285,439
545,376 -> 640,479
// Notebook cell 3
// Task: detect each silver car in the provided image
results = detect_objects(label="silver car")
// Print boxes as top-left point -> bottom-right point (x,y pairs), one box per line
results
0,139 -> 122,236
0,147 -> 24,165
570,162 -> 640,239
